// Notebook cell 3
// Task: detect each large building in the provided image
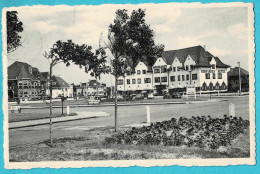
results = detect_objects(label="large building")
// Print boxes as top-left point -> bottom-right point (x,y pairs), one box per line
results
51,75 -> 74,98
117,45 -> 230,95
8,61 -> 48,100
8,61 -> 73,100
228,67 -> 249,92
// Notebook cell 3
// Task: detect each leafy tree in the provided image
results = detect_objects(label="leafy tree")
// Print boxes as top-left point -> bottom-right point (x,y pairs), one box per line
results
102,9 -> 164,131
6,11 -> 23,53
43,40 -> 108,145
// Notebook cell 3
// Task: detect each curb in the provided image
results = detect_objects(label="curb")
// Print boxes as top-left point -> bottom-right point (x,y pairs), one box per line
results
9,112 -> 110,129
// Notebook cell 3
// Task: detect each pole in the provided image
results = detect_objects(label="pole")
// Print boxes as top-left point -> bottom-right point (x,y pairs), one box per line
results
189,70 -> 191,85
238,62 -> 241,96
49,65 -> 53,145
146,106 -> 151,123
61,97 -> 64,116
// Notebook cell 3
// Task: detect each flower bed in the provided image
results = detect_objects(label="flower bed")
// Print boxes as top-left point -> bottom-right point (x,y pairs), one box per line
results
105,115 -> 249,150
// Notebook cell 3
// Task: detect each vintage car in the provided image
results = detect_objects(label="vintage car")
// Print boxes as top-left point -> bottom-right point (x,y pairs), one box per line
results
87,96 -> 101,105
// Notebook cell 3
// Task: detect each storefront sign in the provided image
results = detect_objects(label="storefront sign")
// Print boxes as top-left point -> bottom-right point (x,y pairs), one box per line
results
201,70 -> 215,73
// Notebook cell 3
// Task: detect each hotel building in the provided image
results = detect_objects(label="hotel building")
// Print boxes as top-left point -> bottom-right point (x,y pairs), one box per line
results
117,45 -> 230,95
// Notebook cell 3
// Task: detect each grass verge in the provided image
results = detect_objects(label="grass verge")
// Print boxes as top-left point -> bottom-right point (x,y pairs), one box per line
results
9,127 -> 250,162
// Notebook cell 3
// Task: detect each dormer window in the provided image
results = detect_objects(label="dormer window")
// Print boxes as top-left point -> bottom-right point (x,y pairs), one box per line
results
142,70 -> 146,74
137,70 -> 141,74
29,67 -> 32,74
212,64 -> 216,69
186,65 -> 189,71
190,65 -> 194,70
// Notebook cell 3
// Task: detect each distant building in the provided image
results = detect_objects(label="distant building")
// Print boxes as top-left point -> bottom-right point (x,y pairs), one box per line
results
117,45 -> 230,95
8,61 -> 48,100
74,82 -> 87,96
228,67 -> 249,92
87,80 -> 106,97
51,75 -> 73,98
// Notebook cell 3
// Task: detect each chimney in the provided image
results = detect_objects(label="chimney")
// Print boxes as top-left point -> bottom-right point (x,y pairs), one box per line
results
203,45 -> 206,51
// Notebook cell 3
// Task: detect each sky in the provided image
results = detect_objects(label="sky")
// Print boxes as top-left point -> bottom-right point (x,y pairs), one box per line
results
6,3 -> 250,86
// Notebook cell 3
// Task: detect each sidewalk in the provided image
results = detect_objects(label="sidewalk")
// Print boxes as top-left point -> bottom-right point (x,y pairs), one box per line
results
9,112 -> 110,129
19,99 -> 222,109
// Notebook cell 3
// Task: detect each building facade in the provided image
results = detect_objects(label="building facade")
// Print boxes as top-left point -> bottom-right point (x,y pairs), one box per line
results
51,75 -> 73,98
117,45 -> 230,95
228,67 -> 249,92
8,61 -> 48,100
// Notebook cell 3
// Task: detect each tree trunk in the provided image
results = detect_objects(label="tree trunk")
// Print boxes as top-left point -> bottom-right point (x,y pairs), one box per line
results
49,65 -> 53,145
114,74 -> 118,132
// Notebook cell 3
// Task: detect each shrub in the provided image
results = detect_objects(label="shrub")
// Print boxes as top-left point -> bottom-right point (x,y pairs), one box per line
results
105,115 -> 249,150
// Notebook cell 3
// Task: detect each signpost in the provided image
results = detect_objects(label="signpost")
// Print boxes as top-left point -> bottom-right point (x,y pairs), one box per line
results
186,84 -> 196,100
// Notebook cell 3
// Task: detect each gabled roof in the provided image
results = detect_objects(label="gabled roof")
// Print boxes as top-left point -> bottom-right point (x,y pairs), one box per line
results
41,72 -> 49,80
8,61 -> 46,80
161,45 -> 230,68
51,75 -> 70,88
228,67 -> 249,77
88,79 -> 106,87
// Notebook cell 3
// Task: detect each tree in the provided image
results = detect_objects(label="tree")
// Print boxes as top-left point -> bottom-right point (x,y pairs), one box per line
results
43,40 -> 108,145
102,9 -> 164,131
6,11 -> 23,53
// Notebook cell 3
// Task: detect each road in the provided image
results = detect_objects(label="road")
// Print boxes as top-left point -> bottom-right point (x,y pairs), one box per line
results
9,96 -> 249,147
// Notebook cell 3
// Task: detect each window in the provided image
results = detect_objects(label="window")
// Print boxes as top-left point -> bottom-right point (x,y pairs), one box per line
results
117,79 -> 123,85
161,67 -> 167,73
52,82 -> 56,85
177,66 -> 180,71
190,65 -> 194,70
155,77 -> 160,83
137,78 -> 141,84
161,77 -> 167,82
137,70 -> 141,74
182,75 -> 185,81
186,65 -> 189,71
178,75 -> 180,81
144,78 -> 151,83
213,73 -> 216,79
142,70 -> 146,74
218,73 -> 222,79
132,79 -> 136,84
170,76 -> 175,82
186,74 -> 189,81
65,88 -> 68,92
212,64 -> 216,69
192,74 -> 198,80
127,79 -> 130,84
206,73 -> 210,79
173,67 -> 176,72
154,68 -> 160,74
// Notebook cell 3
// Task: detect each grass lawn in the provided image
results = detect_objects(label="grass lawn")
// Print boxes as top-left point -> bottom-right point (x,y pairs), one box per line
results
8,112 -> 77,123
9,127 -> 250,162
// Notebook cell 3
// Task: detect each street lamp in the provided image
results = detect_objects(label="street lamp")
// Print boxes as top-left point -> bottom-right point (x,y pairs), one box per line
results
238,62 -> 241,96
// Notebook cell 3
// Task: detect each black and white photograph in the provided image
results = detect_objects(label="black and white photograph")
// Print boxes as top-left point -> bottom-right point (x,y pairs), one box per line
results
2,2 -> 255,168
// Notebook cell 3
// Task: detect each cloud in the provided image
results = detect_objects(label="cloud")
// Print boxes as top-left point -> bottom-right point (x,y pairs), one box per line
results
177,32 -> 218,48
209,48 -> 232,56
227,23 -> 247,40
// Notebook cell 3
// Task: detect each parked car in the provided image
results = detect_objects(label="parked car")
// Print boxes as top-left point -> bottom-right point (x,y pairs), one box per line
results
172,92 -> 183,98
87,96 -> 100,105
147,93 -> 154,99
163,93 -> 172,99
135,93 -> 144,99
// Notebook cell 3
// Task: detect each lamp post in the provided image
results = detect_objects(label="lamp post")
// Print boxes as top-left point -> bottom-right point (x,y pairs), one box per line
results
238,62 -> 241,96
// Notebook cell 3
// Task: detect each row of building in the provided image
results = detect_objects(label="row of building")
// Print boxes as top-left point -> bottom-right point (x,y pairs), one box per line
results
8,45 -> 249,100
7,61 -> 107,100
117,45 -> 249,95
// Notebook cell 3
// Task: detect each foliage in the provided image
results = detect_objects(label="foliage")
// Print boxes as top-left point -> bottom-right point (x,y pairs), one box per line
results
105,115 -> 249,150
44,40 -> 109,79
103,8 -> 164,76
6,11 -> 23,53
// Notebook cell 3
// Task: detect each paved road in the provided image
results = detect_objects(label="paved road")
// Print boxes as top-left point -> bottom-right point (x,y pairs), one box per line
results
9,96 -> 249,147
